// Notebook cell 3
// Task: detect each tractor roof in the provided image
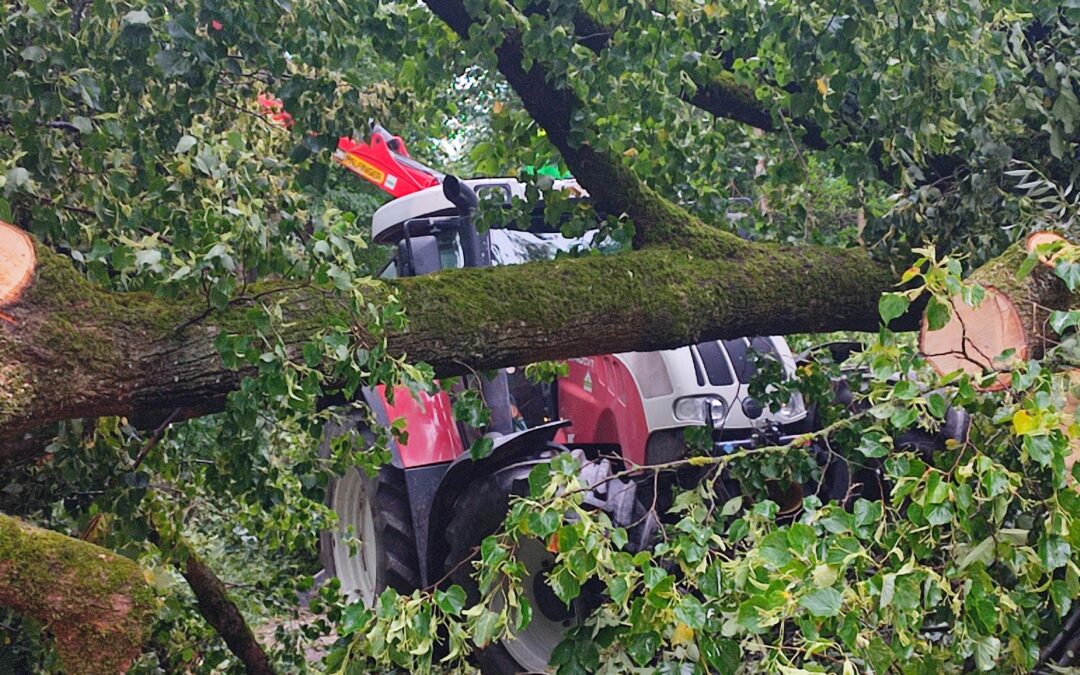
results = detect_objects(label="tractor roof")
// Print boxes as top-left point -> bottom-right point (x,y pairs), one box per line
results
371,177 -> 585,244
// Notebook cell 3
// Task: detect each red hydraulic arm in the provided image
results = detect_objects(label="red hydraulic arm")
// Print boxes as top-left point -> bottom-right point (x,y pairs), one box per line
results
333,125 -> 441,198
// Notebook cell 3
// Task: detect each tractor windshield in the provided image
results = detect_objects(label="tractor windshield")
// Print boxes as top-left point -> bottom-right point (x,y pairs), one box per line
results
489,229 -> 597,265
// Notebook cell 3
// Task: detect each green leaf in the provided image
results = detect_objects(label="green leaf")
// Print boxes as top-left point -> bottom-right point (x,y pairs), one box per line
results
20,46 -> 46,63
1024,433 -> 1054,466
1017,253 -> 1039,280
958,536 -> 995,570
627,631 -> 660,667
1040,536 -> 1071,570
973,635 -> 1001,671
435,585 -> 466,615
674,596 -> 707,630
787,523 -> 817,552
925,296 -> 952,331
924,502 -> 953,526
340,602 -> 371,635
879,573 -> 895,608
1056,261 -> 1080,292
174,135 -> 197,154
528,462 -> 550,496
469,437 -> 494,460
927,392 -> 948,418
700,636 -> 741,673
1050,310 -> 1080,335
893,379 -> 918,400
924,472 -> 949,505
879,293 -> 910,324
122,9 -> 151,25
472,608 -> 500,648
26,0 -> 47,14
758,530 -> 793,569
856,433 -> 889,458
800,587 -> 842,617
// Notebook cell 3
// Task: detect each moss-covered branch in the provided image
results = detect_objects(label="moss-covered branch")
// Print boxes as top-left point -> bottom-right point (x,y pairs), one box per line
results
0,514 -> 156,674
1,226 -> 908,457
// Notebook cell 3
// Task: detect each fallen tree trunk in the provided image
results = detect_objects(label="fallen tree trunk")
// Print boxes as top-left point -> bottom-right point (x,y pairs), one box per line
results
0,220 -> 906,459
922,233 -> 1074,388
0,514 -> 156,674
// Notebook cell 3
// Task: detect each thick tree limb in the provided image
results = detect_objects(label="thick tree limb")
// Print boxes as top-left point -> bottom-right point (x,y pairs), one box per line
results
425,0 -> 717,249
152,500 -> 274,669
0,514 -> 156,674
180,552 -> 274,675
685,70 -> 828,151
536,2 -> 828,149
0,221 -> 906,458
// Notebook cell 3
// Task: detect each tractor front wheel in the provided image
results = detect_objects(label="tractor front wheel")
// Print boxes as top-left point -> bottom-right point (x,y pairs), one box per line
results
325,463 -> 421,606
444,453 -> 653,674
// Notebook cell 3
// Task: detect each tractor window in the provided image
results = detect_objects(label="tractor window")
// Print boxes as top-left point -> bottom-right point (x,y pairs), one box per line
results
436,231 -> 465,270
489,229 -> 594,265
378,258 -> 399,279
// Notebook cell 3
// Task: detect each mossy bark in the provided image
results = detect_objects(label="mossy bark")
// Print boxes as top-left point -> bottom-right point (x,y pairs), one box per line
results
0,514 -> 156,674
0,228 -> 908,458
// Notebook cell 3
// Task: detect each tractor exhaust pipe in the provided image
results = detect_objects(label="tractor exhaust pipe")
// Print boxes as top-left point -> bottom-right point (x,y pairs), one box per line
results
443,175 -> 487,269
442,175 -> 511,433
442,174 -> 478,215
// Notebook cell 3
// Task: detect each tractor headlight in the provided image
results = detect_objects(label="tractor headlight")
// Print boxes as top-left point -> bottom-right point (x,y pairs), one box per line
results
674,396 -> 728,429
775,393 -> 806,422
707,397 -> 728,430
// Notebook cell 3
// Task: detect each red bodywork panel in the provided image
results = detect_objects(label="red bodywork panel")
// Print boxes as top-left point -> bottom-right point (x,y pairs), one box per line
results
558,356 -> 649,466
335,133 -> 439,198
379,356 -> 650,469
378,385 -> 464,468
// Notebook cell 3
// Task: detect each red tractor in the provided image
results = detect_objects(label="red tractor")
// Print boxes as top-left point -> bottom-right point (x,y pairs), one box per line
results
319,128 -> 835,672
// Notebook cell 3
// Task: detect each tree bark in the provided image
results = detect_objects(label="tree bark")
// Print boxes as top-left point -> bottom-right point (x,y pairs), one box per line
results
180,551 -> 275,675
147,516 -> 275,672
0,514 -> 156,674
0,221 -> 909,458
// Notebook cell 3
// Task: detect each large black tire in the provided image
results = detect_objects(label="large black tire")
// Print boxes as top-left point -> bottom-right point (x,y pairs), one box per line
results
320,418 -> 420,605
445,461 -> 543,674
444,454 -> 653,674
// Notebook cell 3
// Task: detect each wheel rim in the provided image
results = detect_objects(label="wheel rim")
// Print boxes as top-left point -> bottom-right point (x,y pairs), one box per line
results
500,539 -> 578,673
331,468 -> 378,606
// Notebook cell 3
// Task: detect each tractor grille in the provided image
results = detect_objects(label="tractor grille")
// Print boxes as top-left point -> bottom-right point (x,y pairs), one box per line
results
696,337 -> 783,386
695,340 -> 735,386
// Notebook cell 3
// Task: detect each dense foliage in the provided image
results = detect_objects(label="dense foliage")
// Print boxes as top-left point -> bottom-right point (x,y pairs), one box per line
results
3,0 -> 1080,673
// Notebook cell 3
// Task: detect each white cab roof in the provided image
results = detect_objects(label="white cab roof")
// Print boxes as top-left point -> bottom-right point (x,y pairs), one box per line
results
371,177 -> 586,244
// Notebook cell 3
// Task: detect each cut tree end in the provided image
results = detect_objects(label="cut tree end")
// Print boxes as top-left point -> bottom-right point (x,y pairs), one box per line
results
1026,231 -> 1067,268
920,288 -> 1028,391
0,221 -> 35,308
